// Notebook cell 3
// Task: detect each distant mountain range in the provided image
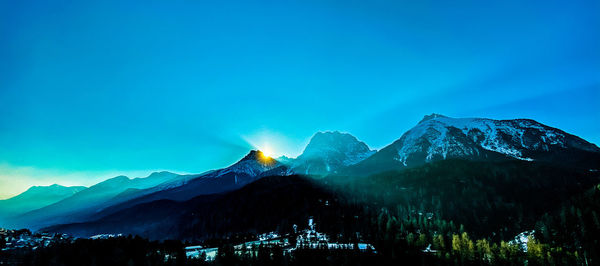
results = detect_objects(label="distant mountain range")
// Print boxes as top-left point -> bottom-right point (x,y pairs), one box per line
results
0,184 -> 86,224
5,171 -> 182,229
2,114 -> 599,239
4,150 -> 290,230
91,150 -> 291,220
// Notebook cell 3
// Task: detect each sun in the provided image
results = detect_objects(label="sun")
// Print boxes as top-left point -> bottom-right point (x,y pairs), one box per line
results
257,148 -> 276,166
261,147 -> 273,158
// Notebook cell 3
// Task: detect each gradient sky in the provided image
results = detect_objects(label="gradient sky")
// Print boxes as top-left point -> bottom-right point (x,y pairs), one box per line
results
1,0 -> 599,199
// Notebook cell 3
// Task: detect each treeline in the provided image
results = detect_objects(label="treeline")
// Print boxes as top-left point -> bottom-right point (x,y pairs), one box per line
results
371,210 -> 581,265
322,160 -> 599,264
0,234 -> 582,266
327,160 -> 600,240
534,183 -> 600,263
1,236 -> 186,266
195,209 -> 587,266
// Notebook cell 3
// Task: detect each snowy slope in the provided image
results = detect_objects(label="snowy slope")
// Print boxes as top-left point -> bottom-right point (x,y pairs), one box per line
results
348,114 -> 600,174
395,114 -> 599,163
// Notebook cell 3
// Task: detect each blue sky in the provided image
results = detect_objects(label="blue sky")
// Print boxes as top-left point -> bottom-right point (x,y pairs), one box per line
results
1,0 -> 598,198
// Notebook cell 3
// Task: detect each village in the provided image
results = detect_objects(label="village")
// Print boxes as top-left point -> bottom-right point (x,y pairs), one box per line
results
0,228 -> 74,252
185,217 -> 377,261
1,217 -> 377,263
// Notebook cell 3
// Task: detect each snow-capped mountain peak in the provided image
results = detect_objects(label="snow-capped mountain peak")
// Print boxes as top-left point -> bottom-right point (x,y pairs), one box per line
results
345,114 -> 600,175
389,114 -> 600,166
418,113 -> 448,123
291,131 -> 375,175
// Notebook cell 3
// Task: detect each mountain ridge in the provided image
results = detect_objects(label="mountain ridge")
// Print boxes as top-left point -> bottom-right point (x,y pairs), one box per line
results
0,184 -> 86,223
87,150 -> 290,221
6,171 -> 183,230
344,114 -> 600,175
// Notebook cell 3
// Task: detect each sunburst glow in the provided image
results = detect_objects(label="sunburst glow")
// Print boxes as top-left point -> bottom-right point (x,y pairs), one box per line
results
257,149 -> 276,166
261,147 -> 273,158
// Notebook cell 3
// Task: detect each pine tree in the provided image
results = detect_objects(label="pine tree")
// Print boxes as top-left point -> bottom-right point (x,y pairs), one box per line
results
475,239 -> 492,263
433,234 -> 445,250
416,234 -> 427,248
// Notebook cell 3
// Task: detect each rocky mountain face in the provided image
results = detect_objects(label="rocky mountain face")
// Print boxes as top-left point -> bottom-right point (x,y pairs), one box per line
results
290,131 -> 375,175
347,114 -> 600,175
